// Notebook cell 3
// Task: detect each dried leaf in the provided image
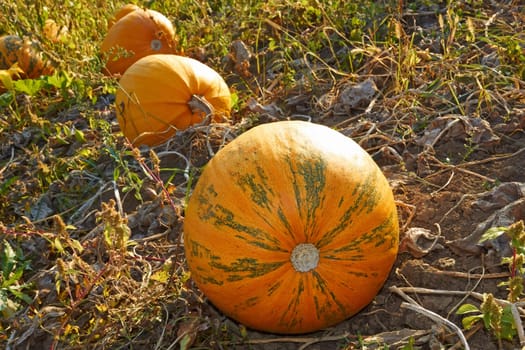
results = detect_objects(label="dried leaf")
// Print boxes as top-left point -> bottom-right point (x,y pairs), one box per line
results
399,227 -> 444,258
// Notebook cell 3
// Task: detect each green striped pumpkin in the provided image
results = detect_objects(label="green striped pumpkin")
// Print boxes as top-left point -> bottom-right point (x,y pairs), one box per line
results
0,35 -> 54,80
184,120 -> 399,334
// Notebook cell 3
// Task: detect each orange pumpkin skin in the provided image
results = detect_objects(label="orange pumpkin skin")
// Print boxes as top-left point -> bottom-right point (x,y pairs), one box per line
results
0,35 -> 54,79
108,3 -> 141,29
184,120 -> 399,334
101,8 -> 177,75
115,54 -> 231,146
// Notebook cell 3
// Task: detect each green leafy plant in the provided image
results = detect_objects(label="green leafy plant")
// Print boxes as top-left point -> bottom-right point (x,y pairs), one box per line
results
457,220 -> 525,343
0,240 -> 32,319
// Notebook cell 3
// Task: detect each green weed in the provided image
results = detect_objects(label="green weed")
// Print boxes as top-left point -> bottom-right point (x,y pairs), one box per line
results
457,221 -> 525,344
0,240 -> 32,319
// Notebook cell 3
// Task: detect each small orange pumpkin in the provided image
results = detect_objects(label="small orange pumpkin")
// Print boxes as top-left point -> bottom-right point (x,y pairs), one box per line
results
0,35 -> 54,79
115,54 -> 231,146
108,3 -> 141,29
184,120 -> 400,334
101,8 -> 177,76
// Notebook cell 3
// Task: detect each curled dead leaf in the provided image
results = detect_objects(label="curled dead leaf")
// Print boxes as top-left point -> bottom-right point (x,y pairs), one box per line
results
399,227 -> 444,258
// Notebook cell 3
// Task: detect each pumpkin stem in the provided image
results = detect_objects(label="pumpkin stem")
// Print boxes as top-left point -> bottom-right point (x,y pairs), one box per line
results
188,94 -> 214,120
150,39 -> 163,51
290,243 -> 319,272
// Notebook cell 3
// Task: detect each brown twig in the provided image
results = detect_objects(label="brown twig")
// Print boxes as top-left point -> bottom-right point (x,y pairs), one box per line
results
395,200 -> 416,232
225,332 -> 351,350
425,147 -> 525,182
392,286 -> 525,309
393,285 -> 525,346
438,193 -> 474,224
400,302 -> 470,350
390,286 -> 470,349
448,322 -> 483,350
422,266 -> 510,280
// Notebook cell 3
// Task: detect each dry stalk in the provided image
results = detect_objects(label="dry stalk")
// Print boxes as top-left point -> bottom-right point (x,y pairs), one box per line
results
392,286 -> 525,309
390,286 -> 470,349
425,147 -> 525,182
430,170 -> 455,196
428,118 -> 462,148
397,286 -> 525,347
127,142 -> 183,225
395,200 -> 416,232
113,179 -> 124,216
0,146 -> 15,176
424,153 -> 497,183
400,302 -> 470,350
156,150 -> 191,184
66,171 -> 112,224
438,193 -> 474,224
448,322 -> 484,350
224,332 -> 351,350
430,269 -> 510,280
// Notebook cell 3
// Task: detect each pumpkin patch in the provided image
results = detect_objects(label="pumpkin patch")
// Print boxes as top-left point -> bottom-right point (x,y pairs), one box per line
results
184,120 -> 400,334
115,54 -> 232,147
4,1 -> 524,348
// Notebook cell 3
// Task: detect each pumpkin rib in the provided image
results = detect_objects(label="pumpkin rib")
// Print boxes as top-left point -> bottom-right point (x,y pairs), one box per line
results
184,120 -> 399,334
312,165 -> 393,249
328,211 -> 399,255
116,89 -> 184,144
228,266 -> 351,332
313,254 -> 395,302
192,141 -> 299,249
186,236 -> 290,290
192,190 -> 286,253
224,264 -> 309,330
195,167 -> 291,251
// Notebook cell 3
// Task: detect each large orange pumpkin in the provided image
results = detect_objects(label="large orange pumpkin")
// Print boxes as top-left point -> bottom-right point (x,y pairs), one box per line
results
0,35 -> 54,79
101,8 -> 177,75
184,120 -> 399,334
115,54 -> 231,146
